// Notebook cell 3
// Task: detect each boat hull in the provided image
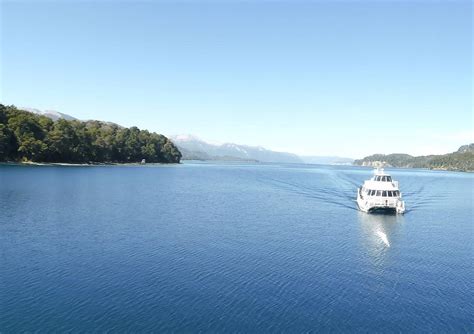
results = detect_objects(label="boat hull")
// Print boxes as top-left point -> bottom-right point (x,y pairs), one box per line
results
356,190 -> 405,214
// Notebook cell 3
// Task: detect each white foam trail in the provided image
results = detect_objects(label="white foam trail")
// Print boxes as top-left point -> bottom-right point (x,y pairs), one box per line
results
376,231 -> 390,247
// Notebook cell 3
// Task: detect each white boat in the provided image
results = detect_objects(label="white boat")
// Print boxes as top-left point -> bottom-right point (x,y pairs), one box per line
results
356,168 -> 405,214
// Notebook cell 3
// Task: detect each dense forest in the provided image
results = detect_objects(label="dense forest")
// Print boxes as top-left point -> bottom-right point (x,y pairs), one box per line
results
354,144 -> 474,172
0,104 -> 181,164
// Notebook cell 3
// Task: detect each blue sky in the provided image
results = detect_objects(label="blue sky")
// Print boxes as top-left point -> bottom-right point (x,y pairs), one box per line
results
1,0 -> 472,158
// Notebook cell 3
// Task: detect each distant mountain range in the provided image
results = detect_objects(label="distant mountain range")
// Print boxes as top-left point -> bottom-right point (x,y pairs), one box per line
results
354,144 -> 474,172
170,134 -> 353,164
170,135 -> 303,163
22,108 -> 77,121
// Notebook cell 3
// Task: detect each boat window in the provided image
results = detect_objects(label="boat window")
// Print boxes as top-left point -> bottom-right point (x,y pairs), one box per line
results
382,176 -> 386,182
387,176 -> 392,182
388,191 -> 393,197
394,190 -> 399,196
376,190 -> 382,196
382,191 -> 387,197
370,190 -> 375,196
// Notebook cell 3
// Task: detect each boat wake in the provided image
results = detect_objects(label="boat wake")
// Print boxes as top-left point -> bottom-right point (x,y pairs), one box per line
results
400,180 -> 448,213
258,173 -> 358,211
258,168 -> 447,216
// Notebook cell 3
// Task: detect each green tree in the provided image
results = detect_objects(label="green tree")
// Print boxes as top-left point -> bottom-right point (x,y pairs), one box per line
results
0,104 -> 182,164
0,124 -> 17,161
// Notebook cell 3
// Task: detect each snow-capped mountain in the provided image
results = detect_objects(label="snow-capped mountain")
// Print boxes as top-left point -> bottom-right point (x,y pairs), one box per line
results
170,135 -> 303,163
22,108 -> 77,121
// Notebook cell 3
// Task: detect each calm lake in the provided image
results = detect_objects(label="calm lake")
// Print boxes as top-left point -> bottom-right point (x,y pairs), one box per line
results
0,162 -> 472,332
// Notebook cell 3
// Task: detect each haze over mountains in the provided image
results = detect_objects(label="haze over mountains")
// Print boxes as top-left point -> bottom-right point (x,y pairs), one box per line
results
170,135 -> 302,163
170,134 -> 354,164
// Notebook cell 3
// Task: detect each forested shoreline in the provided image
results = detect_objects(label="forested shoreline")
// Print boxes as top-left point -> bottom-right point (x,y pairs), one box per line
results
0,105 -> 181,164
353,144 -> 474,172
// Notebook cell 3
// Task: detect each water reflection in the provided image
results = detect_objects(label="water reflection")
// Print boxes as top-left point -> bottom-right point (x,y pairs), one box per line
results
358,212 -> 404,264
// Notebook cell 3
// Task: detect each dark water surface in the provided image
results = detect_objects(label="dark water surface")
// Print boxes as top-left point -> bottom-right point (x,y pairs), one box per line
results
0,162 -> 472,332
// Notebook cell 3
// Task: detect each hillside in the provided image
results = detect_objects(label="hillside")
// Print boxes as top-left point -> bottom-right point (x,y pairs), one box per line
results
354,144 -> 474,171
0,105 -> 181,164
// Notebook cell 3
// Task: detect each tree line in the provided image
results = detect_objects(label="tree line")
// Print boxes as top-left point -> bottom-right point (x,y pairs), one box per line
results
353,149 -> 474,172
0,104 -> 181,163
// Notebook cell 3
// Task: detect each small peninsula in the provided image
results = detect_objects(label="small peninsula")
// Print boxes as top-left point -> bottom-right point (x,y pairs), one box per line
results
0,104 -> 181,164
354,144 -> 474,172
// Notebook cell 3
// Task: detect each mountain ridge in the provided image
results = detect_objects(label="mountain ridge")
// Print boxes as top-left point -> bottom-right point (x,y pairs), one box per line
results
22,107 -> 78,121
170,134 -> 354,165
170,135 -> 303,163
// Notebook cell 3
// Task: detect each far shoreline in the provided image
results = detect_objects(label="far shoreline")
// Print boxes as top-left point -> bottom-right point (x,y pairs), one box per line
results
0,161 -> 182,167
1,161 -> 472,172
352,164 -> 473,173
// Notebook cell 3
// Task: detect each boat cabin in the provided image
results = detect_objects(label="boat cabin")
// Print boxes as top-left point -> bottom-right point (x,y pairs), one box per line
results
373,175 -> 392,182
365,189 -> 400,197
